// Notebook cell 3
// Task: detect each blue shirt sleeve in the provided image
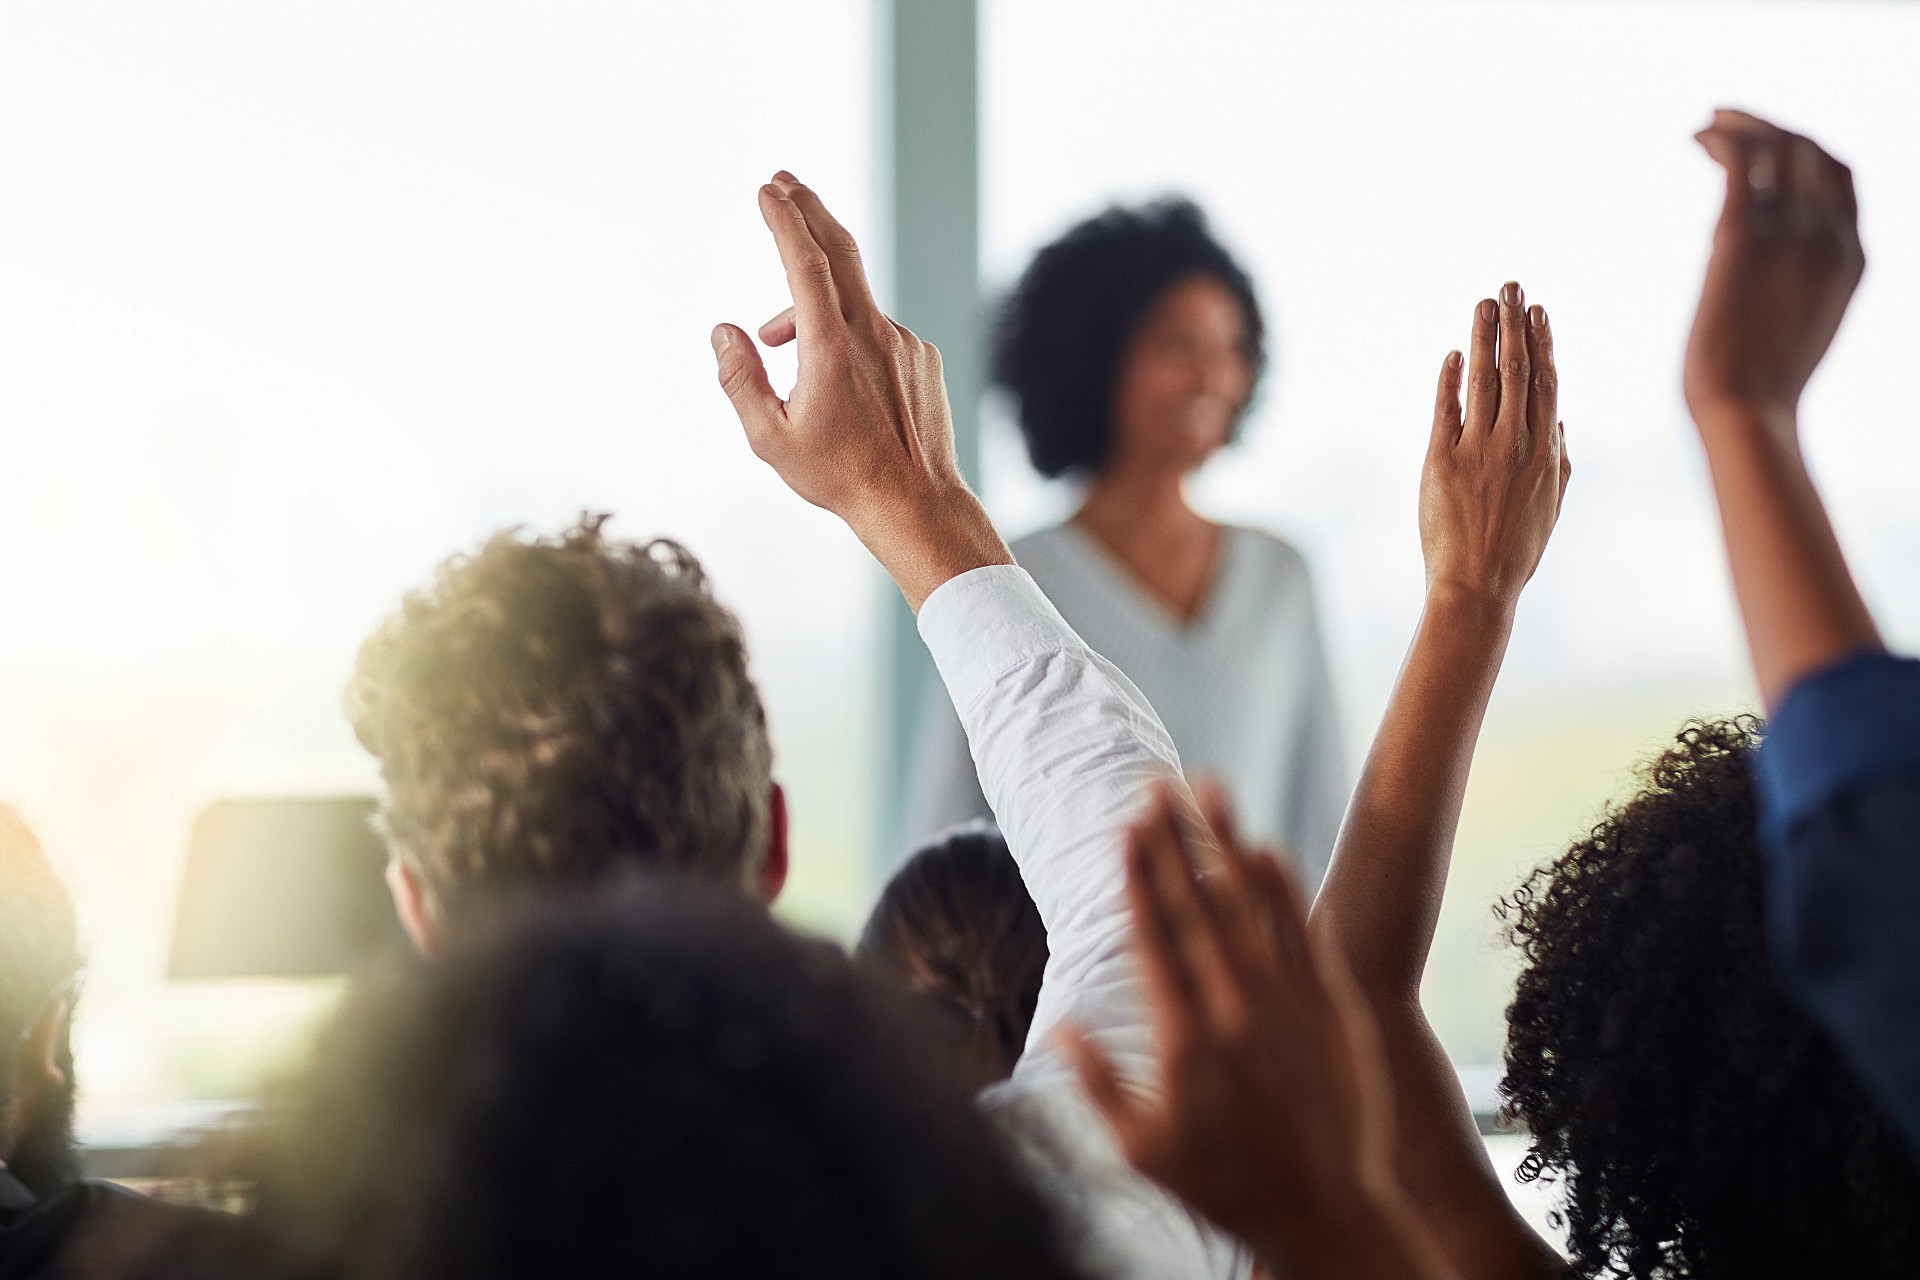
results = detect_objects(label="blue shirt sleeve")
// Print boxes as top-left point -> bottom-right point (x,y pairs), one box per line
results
1758,650 -> 1920,843
1756,649 -> 1920,1159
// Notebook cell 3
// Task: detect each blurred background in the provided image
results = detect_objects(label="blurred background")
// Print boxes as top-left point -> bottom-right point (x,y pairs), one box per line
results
2,0 -> 1917,1186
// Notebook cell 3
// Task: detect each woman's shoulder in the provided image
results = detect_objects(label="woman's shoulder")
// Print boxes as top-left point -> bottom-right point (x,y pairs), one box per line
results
1222,524 -> 1312,583
1007,522 -> 1076,556
1006,523 -> 1091,579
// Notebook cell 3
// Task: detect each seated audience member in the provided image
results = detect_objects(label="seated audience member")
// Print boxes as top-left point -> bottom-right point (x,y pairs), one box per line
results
344,523 -> 787,948
1683,109 -> 1920,1159
214,877 -> 1086,1280
857,824 -> 1047,1094
0,807 -> 232,1280
1082,275 -> 1920,1274
714,173 -> 1253,1278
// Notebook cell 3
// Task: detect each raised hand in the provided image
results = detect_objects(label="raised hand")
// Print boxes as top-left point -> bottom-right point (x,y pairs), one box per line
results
1678,111 -> 1880,706
712,172 -> 1011,610
1418,283 -> 1570,605
1302,291 -> 1575,1277
1063,783 -> 1455,1279
1685,109 -> 1864,434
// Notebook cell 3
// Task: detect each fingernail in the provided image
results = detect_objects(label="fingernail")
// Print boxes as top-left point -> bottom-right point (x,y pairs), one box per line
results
1530,305 -> 1547,330
710,326 -> 732,354
772,169 -> 797,184
1478,299 -> 1497,323
760,183 -> 786,200
1447,350 -> 1463,370
1501,281 -> 1523,307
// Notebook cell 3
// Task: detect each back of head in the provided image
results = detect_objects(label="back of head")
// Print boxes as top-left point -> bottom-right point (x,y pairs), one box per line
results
1500,717 -> 1920,1277
248,876 -> 1083,1280
344,517 -> 773,923
858,824 -> 1047,1092
993,197 -> 1265,477
0,805 -> 83,1195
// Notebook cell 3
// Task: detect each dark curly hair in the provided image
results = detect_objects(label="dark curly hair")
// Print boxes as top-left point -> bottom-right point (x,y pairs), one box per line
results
226,875 -> 1085,1280
993,198 -> 1265,478
1499,717 -> 1920,1278
344,516 -> 772,923
857,824 -> 1048,1092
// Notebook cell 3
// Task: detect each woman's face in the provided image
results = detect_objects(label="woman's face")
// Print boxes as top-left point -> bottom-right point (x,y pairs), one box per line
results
1106,273 -> 1255,477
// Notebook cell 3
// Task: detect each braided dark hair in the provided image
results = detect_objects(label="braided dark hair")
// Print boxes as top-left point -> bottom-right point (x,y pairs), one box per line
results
858,825 -> 1047,1092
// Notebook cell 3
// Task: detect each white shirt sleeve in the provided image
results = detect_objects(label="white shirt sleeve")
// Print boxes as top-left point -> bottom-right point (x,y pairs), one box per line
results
920,565 -> 1252,1280
917,563 -> 1183,1092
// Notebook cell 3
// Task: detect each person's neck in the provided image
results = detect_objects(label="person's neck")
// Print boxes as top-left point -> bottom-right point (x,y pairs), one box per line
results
1073,466 -> 1224,621
1075,466 -> 1207,550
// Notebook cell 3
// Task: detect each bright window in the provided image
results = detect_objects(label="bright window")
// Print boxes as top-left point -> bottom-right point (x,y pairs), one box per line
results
0,2 -> 877,1121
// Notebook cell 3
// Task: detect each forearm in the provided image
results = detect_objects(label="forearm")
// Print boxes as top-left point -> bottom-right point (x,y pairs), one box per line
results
1305,590 -> 1562,1276
1695,407 -> 1881,711
1311,587 -> 1515,994
1256,1180 -> 1463,1280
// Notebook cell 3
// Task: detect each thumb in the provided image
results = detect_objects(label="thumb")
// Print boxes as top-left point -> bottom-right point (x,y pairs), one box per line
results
1696,127 -> 1752,228
712,324 -> 784,439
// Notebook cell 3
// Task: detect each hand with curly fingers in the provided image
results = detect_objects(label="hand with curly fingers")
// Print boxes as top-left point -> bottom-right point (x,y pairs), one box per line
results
1685,109 -> 1864,435
711,172 -> 1011,610
1062,783 -> 1455,1280
1419,283 -> 1570,605
1679,110 -> 1879,707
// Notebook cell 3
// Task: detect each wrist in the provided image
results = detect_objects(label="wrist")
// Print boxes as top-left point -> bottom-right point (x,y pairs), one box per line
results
1692,398 -> 1798,443
1420,578 -> 1522,624
849,480 -> 1014,613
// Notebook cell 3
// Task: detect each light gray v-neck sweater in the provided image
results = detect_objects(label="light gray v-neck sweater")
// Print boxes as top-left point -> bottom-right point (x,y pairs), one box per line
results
903,522 -> 1350,891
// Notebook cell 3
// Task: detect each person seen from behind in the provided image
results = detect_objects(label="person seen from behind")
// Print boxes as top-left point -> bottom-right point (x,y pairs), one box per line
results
858,824 -> 1048,1095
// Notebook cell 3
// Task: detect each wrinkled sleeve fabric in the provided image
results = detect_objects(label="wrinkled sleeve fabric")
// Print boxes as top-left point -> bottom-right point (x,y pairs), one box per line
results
917,565 -> 1183,1092
919,566 -> 1250,1280
1757,648 -> 1920,1157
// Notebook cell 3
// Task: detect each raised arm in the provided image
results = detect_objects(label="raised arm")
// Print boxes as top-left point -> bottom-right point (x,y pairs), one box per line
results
716,173 -> 1246,1277
1685,113 -> 1920,1160
1683,108 -> 1879,709
1308,286 -> 1569,1279
713,172 -> 1195,1082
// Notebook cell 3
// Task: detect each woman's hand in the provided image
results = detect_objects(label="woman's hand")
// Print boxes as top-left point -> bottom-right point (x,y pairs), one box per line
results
1683,109 -> 1864,436
1679,111 -> 1880,708
1418,284 -> 1569,606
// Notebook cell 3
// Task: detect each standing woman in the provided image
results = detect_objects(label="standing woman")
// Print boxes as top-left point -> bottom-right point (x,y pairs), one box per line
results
903,199 -> 1348,888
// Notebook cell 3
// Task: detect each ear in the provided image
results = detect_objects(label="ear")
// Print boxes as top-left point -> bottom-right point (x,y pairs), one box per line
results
22,997 -> 72,1093
386,858 -> 440,955
2,997 -> 72,1163
757,782 -> 789,903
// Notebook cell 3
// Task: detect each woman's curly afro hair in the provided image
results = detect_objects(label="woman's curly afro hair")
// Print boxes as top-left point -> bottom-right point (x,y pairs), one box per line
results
1499,716 -> 1920,1278
992,198 -> 1265,478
